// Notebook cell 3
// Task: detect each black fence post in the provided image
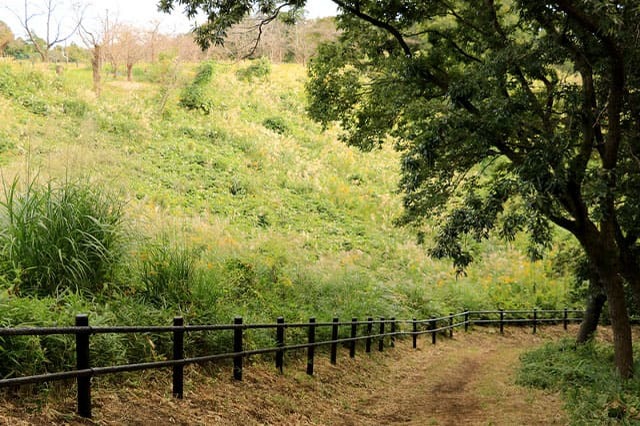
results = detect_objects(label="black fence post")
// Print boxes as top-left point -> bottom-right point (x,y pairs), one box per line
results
464,310 -> 469,332
378,317 -> 385,352
390,317 -> 396,348
233,317 -> 243,381
431,318 -> 437,345
499,309 -> 504,334
172,316 -> 184,399
412,318 -> 417,349
350,318 -> 357,358
307,317 -> 316,376
533,309 -> 537,334
276,317 -> 285,373
330,317 -> 339,365
76,314 -> 91,419
563,307 -> 568,330
366,317 -> 373,353
449,313 -> 454,338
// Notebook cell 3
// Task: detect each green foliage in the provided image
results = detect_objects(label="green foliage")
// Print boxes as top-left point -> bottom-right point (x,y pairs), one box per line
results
62,99 -> 89,117
236,58 -> 271,82
306,0 -> 640,299
0,178 -> 126,297
262,116 -> 288,134
0,65 -> 52,115
179,84 -> 214,114
179,62 -> 215,114
311,0 -> 640,373
139,54 -> 179,84
0,130 -> 15,154
518,340 -> 640,423
96,110 -> 140,139
137,236 -> 201,309
0,59 -> 576,382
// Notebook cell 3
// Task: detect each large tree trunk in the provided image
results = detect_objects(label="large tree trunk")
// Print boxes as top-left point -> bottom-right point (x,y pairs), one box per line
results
581,221 -> 634,378
604,273 -> 634,378
127,63 -> 133,82
620,246 -> 640,310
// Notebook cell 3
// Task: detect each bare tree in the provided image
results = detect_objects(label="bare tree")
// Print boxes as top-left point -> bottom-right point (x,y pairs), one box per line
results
79,11 -> 115,96
9,0 -> 84,62
145,20 -> 162,63
110,24 -> 144,81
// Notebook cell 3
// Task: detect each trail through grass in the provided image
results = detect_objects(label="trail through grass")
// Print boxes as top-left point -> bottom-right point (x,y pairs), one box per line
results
0,327 -> 569,425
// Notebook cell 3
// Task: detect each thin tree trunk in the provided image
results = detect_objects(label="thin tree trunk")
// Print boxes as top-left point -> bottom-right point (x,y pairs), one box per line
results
92,45 -> 102,96
127,63 -> 133,81
577,285 -> 606,343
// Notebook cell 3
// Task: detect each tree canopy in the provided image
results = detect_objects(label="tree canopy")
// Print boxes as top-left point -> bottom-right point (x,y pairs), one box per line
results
161,0 -> 640,377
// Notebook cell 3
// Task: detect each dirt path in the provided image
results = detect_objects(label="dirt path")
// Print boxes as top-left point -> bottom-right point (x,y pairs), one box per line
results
337,328 -> 568,425
0,327 -> 570,425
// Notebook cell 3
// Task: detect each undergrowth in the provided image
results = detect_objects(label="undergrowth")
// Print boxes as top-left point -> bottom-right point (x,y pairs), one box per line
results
518,339 -> 640,424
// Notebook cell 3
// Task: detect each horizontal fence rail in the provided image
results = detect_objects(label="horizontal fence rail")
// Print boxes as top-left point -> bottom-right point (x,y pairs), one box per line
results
0,308 -> 588,418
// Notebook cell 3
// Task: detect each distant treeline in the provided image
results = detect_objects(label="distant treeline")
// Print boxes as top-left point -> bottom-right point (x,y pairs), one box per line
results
0,15 -> 337,65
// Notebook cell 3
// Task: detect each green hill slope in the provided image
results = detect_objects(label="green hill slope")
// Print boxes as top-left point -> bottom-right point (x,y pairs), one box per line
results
0,59 -> 572,376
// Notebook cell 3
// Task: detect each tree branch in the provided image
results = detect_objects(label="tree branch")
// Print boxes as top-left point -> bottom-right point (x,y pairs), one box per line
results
331,0 -> 413,57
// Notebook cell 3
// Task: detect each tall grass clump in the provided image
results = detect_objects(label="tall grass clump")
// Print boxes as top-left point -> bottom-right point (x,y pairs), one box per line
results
518,339 -> 640,423
0,178 -> 126,297
137,236 -> 201,309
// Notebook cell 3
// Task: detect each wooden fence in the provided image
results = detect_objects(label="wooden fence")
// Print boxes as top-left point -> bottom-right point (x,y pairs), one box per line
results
0,308 -> 585,418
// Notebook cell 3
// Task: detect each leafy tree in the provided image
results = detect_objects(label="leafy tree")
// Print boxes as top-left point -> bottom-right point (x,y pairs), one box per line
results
65,42 -> 89,63
4,37 -> 34,59
161,0 -> 640,377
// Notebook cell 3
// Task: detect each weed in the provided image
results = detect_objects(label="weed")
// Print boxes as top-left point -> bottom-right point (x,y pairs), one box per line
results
0,177 -> 126,297
236,57 -> 271,82
263,116 -> 289,134
62,99 -> 89,117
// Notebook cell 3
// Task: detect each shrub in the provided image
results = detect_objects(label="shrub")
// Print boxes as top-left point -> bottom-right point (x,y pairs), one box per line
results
179,62 -> 215,114
263,116 -> 289,135
179,84 -> 214,114
193,61 -> 215,85
19,94 -> 50,116
0,66 -> 52,115
236,57 -> 271,82
0,178 -> 127,297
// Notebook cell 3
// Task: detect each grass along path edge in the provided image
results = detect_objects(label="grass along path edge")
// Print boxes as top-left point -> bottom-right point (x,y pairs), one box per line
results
0,326 -> 571,425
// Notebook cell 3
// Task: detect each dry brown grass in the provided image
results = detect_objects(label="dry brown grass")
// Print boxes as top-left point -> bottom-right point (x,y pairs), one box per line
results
0,326 -> 574,425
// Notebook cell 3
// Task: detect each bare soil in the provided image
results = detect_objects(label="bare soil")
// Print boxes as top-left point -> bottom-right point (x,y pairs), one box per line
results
0,326 -> 572,425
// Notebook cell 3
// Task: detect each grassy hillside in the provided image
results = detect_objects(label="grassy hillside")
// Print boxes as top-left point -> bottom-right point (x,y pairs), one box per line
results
0,58 -> 573,376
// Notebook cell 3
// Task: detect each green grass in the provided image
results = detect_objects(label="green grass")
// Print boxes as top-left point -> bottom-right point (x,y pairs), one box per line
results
518,339 -> 640,424
0,177 -> 126,297
0,58 -> 575,378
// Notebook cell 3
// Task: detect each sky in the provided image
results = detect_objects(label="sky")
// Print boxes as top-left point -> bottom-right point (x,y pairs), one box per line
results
1,0 -> 338,41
